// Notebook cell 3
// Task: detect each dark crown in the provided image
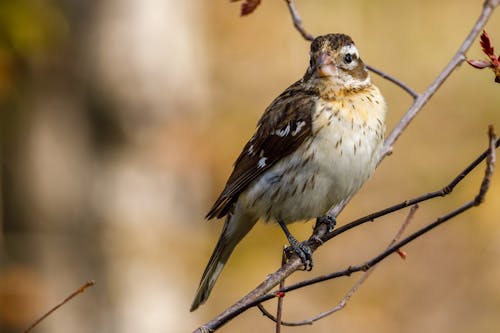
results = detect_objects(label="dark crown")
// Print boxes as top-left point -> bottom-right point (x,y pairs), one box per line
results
311,34 -> 355,53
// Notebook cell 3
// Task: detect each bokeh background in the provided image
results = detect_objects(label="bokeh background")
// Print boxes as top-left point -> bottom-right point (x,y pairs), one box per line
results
1,0 -> 500,332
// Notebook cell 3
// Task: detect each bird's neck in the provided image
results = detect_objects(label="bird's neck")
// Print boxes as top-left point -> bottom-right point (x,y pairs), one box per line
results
304,76 -> 372,101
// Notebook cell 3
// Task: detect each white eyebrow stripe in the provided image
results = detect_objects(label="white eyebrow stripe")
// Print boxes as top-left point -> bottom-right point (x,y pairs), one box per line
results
340,44 -> 359,58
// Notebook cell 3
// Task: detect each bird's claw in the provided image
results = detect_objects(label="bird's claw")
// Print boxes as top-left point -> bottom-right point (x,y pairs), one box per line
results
285,239 -> 313,271
315,215 -> 337,232
311,235 -> 324,245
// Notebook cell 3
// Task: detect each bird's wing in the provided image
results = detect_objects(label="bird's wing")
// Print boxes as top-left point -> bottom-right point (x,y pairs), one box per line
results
206,80 -> 318,219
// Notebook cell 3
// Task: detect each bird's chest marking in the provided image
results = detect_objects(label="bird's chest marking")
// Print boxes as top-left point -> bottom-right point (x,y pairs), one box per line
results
313,91 -> 385,157
302,89 -> 385,200
240,87 -> 386,224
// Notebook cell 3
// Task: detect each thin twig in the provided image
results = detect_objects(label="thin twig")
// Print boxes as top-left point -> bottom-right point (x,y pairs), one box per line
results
258,204 -> 419,326
365,64 -> 419,99
275,249 -> 286,333
284,0 -> 314,41
24,280 -> 95,333
475,125 -> 496,204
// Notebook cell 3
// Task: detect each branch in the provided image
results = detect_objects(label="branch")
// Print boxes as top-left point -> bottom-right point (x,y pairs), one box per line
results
365,64 -> 419,99
274,249 -> 287,332
284,0 -> 314,41
24,280 -> 95,333
258,204 -> 418,326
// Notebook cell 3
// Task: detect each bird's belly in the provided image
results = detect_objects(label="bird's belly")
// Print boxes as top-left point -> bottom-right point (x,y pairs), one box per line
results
240,122 -> 382,224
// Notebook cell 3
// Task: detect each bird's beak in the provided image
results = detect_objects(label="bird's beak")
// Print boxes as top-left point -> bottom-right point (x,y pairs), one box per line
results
316,52 -> 336,77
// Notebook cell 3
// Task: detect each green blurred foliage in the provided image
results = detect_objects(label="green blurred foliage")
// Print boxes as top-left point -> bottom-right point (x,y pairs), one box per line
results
0,0 -> 68,102
0,0 -> 67,56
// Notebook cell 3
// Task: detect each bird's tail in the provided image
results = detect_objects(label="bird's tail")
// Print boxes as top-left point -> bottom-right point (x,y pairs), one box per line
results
190,210 -> 257,312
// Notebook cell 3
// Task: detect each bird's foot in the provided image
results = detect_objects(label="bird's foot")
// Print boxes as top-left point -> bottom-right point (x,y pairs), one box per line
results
315,215 -> 337,233
285,239 -> 313,271
311,235 -> 324,245
278,218 -> 313,270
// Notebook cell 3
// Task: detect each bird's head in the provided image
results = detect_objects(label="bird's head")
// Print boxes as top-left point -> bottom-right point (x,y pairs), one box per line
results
305,34 -> 370,92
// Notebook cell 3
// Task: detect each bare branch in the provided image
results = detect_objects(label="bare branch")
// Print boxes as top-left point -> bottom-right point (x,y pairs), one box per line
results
274,249 -> 286,333
284,0 -> 314,41
365,64 -> 419,99
24,280 -> 95,333
258,204 -> 419,326
257,304 -> 307,327
475,125 -> 496,204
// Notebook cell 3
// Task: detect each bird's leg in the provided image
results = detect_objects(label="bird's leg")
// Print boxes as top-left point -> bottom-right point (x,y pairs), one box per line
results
278,218 -> 313,271
315,215 -> 337,232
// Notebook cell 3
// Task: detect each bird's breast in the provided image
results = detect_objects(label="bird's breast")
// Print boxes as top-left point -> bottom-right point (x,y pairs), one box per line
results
310,85 -> 386,203
239,85 -> 386,224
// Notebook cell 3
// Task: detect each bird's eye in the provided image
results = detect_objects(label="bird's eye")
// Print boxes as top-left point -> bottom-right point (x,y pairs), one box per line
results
344,53 -> 353,64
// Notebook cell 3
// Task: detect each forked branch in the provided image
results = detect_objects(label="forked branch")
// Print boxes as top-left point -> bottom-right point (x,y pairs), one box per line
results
258,204 -> 419,326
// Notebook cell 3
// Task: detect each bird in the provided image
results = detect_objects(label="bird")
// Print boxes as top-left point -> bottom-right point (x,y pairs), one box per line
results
190,33 -> 386,311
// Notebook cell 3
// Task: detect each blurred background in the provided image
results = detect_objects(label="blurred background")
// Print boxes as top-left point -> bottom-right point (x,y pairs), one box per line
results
1,0 -> 500,332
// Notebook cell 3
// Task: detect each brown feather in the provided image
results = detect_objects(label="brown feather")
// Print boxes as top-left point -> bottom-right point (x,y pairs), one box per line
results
206,81 -> 318,219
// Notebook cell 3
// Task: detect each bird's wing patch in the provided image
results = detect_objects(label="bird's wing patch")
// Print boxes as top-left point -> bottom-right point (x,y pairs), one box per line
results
206,81 -> 317,219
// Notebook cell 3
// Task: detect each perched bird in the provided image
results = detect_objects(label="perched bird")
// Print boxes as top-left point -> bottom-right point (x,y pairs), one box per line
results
191,33 -> 386,311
